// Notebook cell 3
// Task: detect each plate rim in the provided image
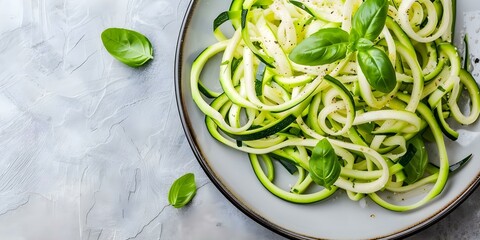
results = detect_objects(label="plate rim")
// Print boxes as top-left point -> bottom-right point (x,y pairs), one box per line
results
173,1 -> 480,239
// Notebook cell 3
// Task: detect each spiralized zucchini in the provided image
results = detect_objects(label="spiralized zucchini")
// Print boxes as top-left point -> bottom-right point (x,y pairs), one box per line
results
190,0 -> 480,211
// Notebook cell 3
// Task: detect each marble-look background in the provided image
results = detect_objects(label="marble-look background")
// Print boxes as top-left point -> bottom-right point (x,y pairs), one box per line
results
0,0 -> 478,239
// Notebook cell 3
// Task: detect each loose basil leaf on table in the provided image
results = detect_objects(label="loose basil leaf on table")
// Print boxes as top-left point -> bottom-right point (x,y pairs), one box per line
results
289,28 -> 350,66
168,173 -> 197,208
309,138 -> 341,190
101,28 -> 153,67
357,47 -> 397,93
351,0 -> 389,41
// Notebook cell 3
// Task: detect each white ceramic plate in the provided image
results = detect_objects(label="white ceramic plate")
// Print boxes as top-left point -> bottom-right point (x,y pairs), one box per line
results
175,1 -> 480,239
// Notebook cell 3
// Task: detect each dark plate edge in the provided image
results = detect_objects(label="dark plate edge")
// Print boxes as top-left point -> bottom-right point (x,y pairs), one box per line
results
173,1 -> 480,239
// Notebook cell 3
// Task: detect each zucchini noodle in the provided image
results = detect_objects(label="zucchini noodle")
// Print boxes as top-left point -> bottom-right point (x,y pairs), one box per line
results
190,0 -> 480,211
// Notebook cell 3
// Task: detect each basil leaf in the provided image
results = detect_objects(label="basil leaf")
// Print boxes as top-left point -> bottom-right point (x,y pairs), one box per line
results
101,28 -> 153,67
168,173 -> 197,208
357,47 -> 397,93
353,38 -> 374,51
403,137 -> 428,184
309,138 -> 341,190
348,29 -> 361,52
351,0 -> 389,41
289,28 -> 349,66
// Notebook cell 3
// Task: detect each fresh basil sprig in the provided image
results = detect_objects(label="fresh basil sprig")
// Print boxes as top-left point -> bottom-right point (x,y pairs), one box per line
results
351,38 -> 374,51
289,28 -> 349,66
101,28 -> 153,67
168,173 -> 197,208
309,138 -> 341,190
357,47 -> 397,93
289,0 -> 396,93
351,0 -> 389,42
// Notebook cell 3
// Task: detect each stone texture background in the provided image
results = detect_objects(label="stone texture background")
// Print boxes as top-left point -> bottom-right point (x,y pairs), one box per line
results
0,0 -> 478,239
